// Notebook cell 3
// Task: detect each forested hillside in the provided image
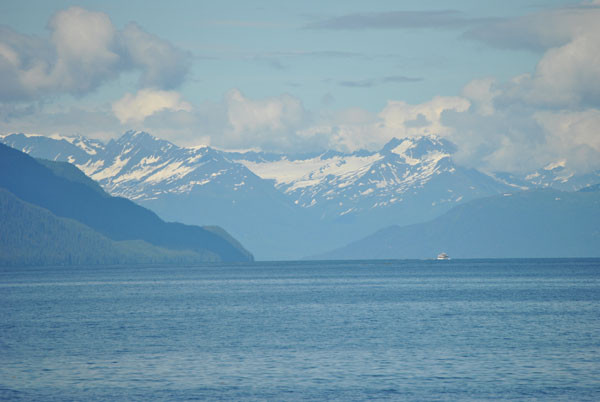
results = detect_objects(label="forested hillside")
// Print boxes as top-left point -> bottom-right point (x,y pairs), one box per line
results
0,188 -> 217,265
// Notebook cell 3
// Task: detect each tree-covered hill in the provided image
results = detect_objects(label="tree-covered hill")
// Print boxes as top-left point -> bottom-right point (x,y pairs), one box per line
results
0,188 -> 218,266
0,143 -> 253,263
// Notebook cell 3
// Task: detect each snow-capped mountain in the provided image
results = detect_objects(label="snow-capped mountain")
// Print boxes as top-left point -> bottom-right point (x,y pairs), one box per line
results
494,161 -> 600,192
1,131 -> 259,200
4,130 -> 596,259
232,136 -> 509,220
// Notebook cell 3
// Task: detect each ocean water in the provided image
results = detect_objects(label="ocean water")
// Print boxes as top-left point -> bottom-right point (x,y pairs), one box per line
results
1,259 -> 599,401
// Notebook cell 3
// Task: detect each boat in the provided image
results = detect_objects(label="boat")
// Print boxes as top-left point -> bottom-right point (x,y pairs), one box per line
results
437,252 -> 450,260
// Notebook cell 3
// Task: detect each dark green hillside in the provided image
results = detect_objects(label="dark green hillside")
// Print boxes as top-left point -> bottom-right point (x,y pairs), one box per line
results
37,158 -> 107,195
0,188 -> 216,266
0,143 -> 253,262
314,189 -> 600,260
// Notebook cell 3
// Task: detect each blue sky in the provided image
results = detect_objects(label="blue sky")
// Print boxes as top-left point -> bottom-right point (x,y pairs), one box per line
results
1,0 -> 599,173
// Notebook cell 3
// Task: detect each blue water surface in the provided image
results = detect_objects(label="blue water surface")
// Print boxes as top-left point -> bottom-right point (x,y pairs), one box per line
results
1,259 -> 599,401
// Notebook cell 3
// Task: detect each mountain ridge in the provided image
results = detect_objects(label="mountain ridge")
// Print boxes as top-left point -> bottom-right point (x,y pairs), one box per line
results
312,188 -> 600,260
3,131 -> 599,259
0,188 -> 218,266
0,143 -> 253,263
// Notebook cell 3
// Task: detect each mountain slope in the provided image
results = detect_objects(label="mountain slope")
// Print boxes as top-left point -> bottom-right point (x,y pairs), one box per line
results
233,136 -> 511,219
0,143 -> 253,262
314,189 -> 600,259
36,158 -> 107,195
6,131 -> 597,259
0,188 -> 216,266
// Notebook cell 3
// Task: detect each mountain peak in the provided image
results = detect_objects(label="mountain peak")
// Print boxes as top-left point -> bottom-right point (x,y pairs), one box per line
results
381,135 -> 455,158
112,130 -> 175,153
117,130 -> 159,143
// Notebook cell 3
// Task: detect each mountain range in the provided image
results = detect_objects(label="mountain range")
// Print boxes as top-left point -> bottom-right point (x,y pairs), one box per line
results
313,187 -> 600,259
0,143 -> 253,265
3,131 -> 599,260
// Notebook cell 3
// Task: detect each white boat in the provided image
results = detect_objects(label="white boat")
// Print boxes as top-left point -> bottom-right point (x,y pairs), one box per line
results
437,252 -> 450,260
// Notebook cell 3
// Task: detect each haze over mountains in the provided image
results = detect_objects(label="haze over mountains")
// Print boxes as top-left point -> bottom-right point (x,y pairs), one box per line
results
314,188 -> 600,260
3,131 -> 600,260
0,143 -> 253,265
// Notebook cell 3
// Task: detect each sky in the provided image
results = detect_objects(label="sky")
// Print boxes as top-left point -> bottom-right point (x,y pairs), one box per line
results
1,0 -> 599,174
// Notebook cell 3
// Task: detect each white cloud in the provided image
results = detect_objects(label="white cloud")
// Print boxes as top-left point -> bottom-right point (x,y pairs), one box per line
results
524,33 -> 600,107
48,7 -> 119,94
216,89 -> 311,151
112,89 -> 191,123
283,97 -> 470,154
315,107 -> 379,152
435,1 -> 600,173
379,96 -> 470,137
534,109 -> 600,172
462,77 -> 499,116
120,22 -> 190,89
0,7 -> 190,102
3,1 -> 598,176
226,89 -> 305,134
467,2 -> 600,109
441,77 -> 600,174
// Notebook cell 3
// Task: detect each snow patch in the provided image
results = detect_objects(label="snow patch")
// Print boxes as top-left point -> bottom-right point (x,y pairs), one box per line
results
554,173 -> 573,183
239,154 -> 383,191
91,156 -> 131,181
544,160 -> 566,171
140,155 -> 161,165
78,159 -> 105,176
143,161 -> 195,183
391,139 -> 414,155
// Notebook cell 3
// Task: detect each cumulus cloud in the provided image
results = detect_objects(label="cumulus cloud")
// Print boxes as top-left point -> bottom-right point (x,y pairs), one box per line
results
465,3 -> 600,108
440,99 -> 549,173
216,89 -> 310,151
414,0 -> 600,174
0,7 -> 190,102
533,109 -> 600,172
442,100 -> 600,174
519,34 -> 600,107
112,89 -> 192,123
462,77 -> 499,116
439,74 -> 600,174
47,7 -> 120,94
298,107 -> 379,152
379,96 -> 470,137
119,22 -> 190,89
288,98 -> 470,154
3,3 -> 598,177
226,89 -> 304,134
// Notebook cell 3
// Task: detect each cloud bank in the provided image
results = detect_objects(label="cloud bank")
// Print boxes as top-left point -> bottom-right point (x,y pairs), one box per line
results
0,7 -> 190,102
112,89 -> 192,124
1,3 -> 599,176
